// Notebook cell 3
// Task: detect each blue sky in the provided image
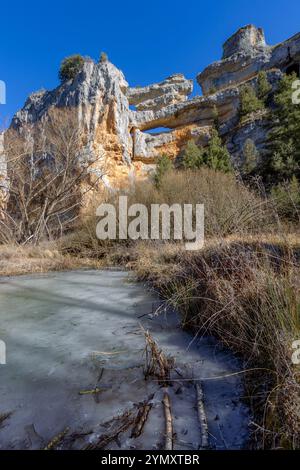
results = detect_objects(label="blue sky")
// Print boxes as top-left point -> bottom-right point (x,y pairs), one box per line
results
1,0 -> 300,126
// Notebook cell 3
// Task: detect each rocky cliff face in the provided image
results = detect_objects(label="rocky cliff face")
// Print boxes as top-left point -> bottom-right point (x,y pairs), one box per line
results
197,25 -> 300,95
2,24 -> 300,196
10,59 -> 133,185
222,25 -> 267,60
128,74 -> 193,111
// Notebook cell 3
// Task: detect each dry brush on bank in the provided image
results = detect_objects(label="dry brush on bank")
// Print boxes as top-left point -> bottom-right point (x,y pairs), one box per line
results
64,168 -> 276,259
131,239 -> 300,449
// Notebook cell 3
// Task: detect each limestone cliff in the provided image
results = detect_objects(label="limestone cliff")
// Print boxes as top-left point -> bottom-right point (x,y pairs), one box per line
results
2,24 -> 300,195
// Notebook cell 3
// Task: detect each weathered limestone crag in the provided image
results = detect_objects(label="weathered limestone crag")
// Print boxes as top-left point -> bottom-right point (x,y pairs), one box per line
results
1,24 -> 299,200
222,25 -> 267,59
197,25 -> 300,95
128,74 -> 193,111
11,60 -> 133,184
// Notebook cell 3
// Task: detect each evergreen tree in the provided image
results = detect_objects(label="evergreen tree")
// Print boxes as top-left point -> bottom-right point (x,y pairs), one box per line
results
154,154 -> 173,188
242,138 -> 259,174
239,84 -> 264,118
257,71 -> 272,102
205,128 -> 232,173
182,140 -> 205,169
271,140 -> 299,178
268,72 -> 300,182
212,105 -> 220,131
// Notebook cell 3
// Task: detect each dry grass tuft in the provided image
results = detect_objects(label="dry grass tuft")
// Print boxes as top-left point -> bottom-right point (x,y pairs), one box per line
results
142,327 -> 174,385
0,242 -> 101,276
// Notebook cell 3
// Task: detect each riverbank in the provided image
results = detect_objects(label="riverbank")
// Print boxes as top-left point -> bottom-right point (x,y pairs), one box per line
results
0,244 -> 101,277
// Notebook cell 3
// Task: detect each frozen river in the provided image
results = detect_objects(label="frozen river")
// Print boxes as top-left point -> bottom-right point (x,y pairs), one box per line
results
0,270 -> 249,449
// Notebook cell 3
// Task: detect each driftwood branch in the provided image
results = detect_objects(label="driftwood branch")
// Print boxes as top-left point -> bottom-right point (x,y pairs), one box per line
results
0,411 -> 13,428
78,386 -> 108,395
131,397 -> 153,439
83,409 -> 136,450
44,427 -> 70,450
163,391 -> 173,450
195,382 -> 209,448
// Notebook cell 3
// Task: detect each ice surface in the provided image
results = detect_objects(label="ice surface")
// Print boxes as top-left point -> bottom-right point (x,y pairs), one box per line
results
0,270 -> 250,449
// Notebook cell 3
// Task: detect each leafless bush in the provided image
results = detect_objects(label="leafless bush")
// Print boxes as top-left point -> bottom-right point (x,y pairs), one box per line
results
1,108 -> 105,244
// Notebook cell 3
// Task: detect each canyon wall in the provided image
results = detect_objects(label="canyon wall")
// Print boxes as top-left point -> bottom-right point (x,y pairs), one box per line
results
2,25 -> 300,197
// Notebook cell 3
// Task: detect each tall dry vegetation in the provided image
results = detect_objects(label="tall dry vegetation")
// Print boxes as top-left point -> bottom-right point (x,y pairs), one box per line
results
1,108 -> 105,245
68,168 -> 274,257
146,243 -> 300,449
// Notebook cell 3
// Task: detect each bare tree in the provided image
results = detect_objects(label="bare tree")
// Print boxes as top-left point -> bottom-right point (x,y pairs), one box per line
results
1,108 -> 105,244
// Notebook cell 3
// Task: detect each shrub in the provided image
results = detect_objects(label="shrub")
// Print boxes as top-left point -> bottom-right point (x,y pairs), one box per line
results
158,243 -> 300,449
99,51 -> 108,63
72,167 -> 273,255
271,175 -> 300,220
242,138 -> 259,174
154,154 -> 173,188
239,84 -> 264,118
182,140 -> 204,169
136,168 -> 271,238
208,86 -> 217,95
59,54 -> 84,82
205,128 -> 232,172
257,71 -> 272,102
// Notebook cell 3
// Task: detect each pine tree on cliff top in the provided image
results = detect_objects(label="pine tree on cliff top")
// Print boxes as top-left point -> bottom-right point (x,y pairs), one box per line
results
59,55 -> 84,82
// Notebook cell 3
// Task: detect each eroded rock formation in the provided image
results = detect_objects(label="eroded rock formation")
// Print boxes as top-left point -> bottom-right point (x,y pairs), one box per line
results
197,25 -> 300,95
128,74 -> 193,111
1,24 -> 300,198
10,59 -> 133,184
